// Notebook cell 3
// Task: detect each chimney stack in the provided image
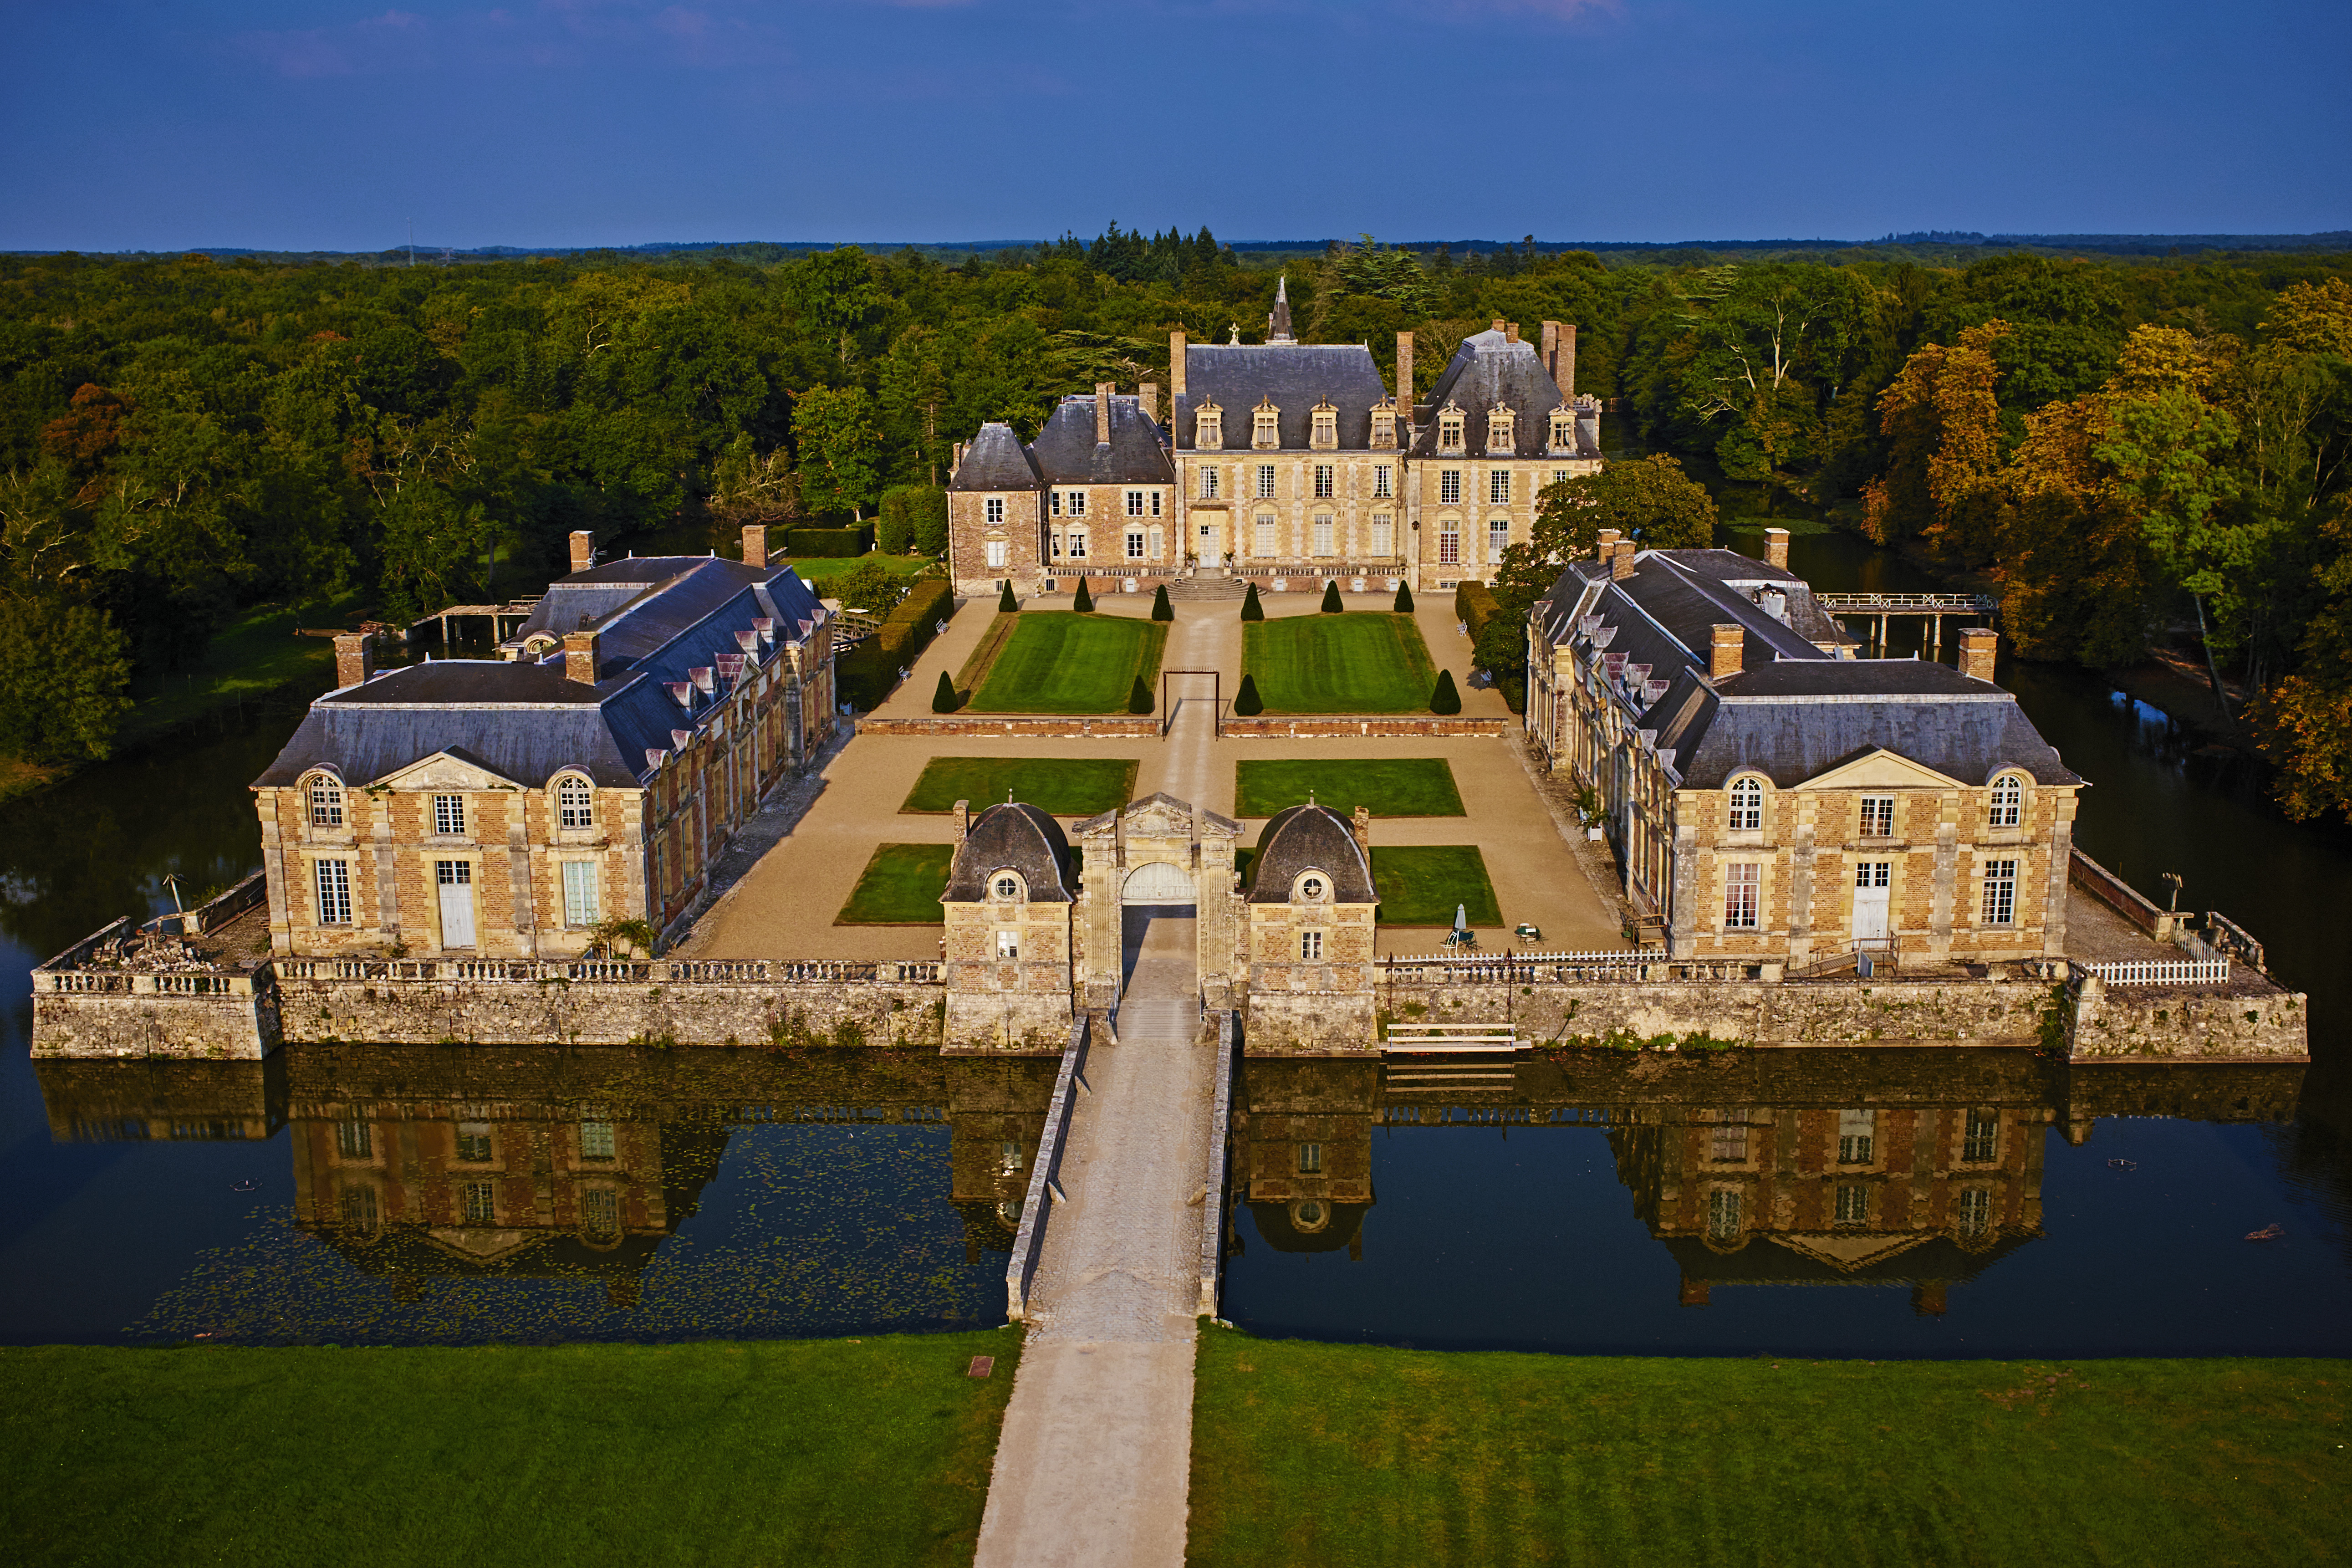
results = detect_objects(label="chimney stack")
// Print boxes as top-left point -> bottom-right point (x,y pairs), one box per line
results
1396,332 -> 1414,417
953,799 -> 971,842
742,524 -> 768,570
1710,624 -> 1744,682
1764,527 -> 1791,572
1095,383 -> 1112,445
1504,322 -> 1520,343
1595,527 -> 1622,565
1138,382 -> 1158,423
333,632 -> 375,689
1959,627 -> 1999,683
1612,540 -> 1637,581
1490,318 -> 1506,335
1352,805 -> 1372,858
569,530 -> 595,574
1541,321 -> 1560,382
563,630 -> 599,686
1558,323 -> 1578,397
1169,332 -> 1187,399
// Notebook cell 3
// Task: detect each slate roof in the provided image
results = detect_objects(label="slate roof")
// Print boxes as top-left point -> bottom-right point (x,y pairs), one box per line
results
255,558 -> 826,792
1027,395 -> 1175,486
1406,329 -> 1573,460
943,804 -> 1075,904
1246,805 -> 1377,905
1173,343 -> 1392,451
949,421 -> 1043,491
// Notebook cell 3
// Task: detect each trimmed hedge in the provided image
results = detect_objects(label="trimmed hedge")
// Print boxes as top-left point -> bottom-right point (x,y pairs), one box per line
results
1454,579 -> 1500,653
786,526 -> 872,558
878,486 -> 947,557
837,574 -> 957,710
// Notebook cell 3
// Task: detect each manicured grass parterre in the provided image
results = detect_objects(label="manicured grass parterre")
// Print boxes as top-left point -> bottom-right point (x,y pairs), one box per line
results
0,1333 -> 1019,1568
902,757 -> 1139,816
784,551 -> 936,580
967,613 -> 1169,714
1368,845 -> 1500,926
1235,759 -> 1464,818
1241,613 -> 1436,714
1189,1332 -> 2352,1568
836,843 -> 956,924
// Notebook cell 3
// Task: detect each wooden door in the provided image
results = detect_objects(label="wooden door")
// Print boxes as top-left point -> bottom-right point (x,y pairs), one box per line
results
1851,861 -> 1892,941
436,860 -> 476,949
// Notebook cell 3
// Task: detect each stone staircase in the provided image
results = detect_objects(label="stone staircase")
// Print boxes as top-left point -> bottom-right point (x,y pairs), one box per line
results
1162,575 -> 1250,602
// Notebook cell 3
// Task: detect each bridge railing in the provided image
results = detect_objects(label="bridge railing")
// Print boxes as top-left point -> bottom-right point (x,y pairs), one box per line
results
271,956 -> 945,986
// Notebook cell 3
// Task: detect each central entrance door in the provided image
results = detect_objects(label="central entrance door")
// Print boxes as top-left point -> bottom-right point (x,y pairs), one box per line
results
436,859 -> 477,949
1851,861 -> 1892,942
1122,860 -> 1194,906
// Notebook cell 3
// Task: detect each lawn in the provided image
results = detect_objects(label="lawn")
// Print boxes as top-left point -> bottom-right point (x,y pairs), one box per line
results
836,843 -> 956,924
1235,759 -> 1464,818
903,757 -> 1138,816
0,1333 -> 1019,1568
1241,614 -> 1436,714
1189,1332 -> 2352,1568
966,613 -> 1168,714
786,552 -> 936,580
1367,845 -> 1500,926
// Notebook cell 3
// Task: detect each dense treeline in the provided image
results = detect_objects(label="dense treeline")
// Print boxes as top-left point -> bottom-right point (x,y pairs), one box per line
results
3,236 -> 2349,817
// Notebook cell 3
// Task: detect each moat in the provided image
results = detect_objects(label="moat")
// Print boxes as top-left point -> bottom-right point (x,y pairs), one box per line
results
3,533 -> 2347,1353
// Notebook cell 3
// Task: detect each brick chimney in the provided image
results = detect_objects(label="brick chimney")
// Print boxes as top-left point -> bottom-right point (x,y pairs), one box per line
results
1959,627 -> 1999,683
953,799 -> 970,842
1540,320 -> 1559,380
1710,624 -> 1743,682
742,524 -> 768,570
1557,323 -> 1578,397
1596,527 -> 1622,565
1352,805 -> 1372,857
569,530 -> 595,574
563,630 -> 600,686
333,632 -> 374,689
1764,527 -> 1790,572
1095,383 -> 1113,445
1504,322 -> 1520,343
1138,381 -> 1158,423
1490,318 -> 1506,335
1612,540 -> 1637,581
1396,332 -> 1414,419
1169,332 -> 1186,399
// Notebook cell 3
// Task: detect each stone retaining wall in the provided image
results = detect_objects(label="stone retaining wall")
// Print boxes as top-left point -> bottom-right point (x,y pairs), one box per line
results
2066,974 -> 2307,1060
857,716 -> 1161,737
278,976 -> 947,1050
32,983 -> 281,1061
1223,716 -> 1509,738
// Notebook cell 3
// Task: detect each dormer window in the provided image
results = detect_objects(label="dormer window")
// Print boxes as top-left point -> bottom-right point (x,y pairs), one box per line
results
1485,403 -> 1516,455
1370,401 -> 1397,449
1436,404 -> 1465,454
1195,398 -> 1223,450
1310,400 -> 1337,449
1252,398 -> 1281,449
306,773 -> 344,828
991,872 -> 1023,901
557,775 -> 594,830
1549,408 -> 1576,453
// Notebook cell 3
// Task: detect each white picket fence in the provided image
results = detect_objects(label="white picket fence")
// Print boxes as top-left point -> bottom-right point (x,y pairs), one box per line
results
2080,957 -> 2231,986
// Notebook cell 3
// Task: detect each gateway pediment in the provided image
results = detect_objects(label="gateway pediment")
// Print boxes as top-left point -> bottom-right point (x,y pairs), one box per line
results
1795,748 -> 1965,792
376,750 -> 525,792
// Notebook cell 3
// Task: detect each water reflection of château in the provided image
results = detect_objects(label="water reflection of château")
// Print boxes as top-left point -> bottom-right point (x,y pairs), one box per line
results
33,1045 -> 1060,1301
1236,1048 -> 2305,1311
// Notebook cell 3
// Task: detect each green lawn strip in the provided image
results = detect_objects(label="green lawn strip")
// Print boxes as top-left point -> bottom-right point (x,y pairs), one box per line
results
954,612 -> 1020,695
1368,845 -> 1500,926
1241,614 -> 1436,713
786,552 -> 937,579
902,757 -> 1138,816
119,597 -> 358,750
967,613 -> 1168,714
836,843 -> 956,924
1189,1333 -> 2352,1568
1,1333 -> 1019,1568
1235,759 -> 1464,818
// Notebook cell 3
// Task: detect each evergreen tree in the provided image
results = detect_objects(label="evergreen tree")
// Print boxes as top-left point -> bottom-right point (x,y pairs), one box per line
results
1320,579 -> 1344,613
1394,580 -> 1415,612
1233,673 -> 1264,715
1151,582 -> 1173,620
932,670 -> 958,713
1128,675 -> 1153,714
998,580 -> 1017,613
1073,578 -> 1095,612
1430,669 -> 1461,715
1241,582 -> 1264,621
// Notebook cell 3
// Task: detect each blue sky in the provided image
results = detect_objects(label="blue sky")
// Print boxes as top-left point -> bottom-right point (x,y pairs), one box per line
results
4,0 -> 2345,251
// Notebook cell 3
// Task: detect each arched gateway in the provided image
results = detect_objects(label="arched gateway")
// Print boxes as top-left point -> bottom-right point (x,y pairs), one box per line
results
1121,860 -> 1196,906
1073,793 -> 1242,1010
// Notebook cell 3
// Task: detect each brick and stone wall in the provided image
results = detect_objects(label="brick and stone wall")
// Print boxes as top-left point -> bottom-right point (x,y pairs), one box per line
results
32,979 -> 281,1060
277,974 -> 946,1050
1223,717 -> 1508,739
857,716 -> 1161,738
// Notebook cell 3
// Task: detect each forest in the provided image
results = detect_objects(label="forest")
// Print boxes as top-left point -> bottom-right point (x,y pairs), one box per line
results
2,230 -> 2348,818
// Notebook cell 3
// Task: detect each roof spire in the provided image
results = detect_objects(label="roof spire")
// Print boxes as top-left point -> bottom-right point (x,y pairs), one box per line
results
1267,273 -> 1297,344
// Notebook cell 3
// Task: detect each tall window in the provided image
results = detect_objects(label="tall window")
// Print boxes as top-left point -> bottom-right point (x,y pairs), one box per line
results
1197,406 -> 1223,448
1962,1110 -> 1999,1163
1858,796 -> 1895,838
1255,515 -> 1277,557
1723,863 -> 1760,928
1063,490 -> 1087,517
433,795 -> 465,836
985,496 -> 1005,525
999,1139 -> 1022,1175
1956,1187 -> 1993,1236
582,1187 -> 621,1238
1300,930 -> 1323,960
1126,529 -> 1146,560
1126,490 -> 1148,517
1709,1112 -> 1748,1163
1049,490 -> 1062,517
461,1180 -> 496,1224
1373,465 -> 1393,499
985,539 -> 1008,569
1834,1185 -> 1870,1226
1989,774 -> 2023,828
1311,409 -> 1337,446
1066,530 -> 1088,559
558,777 -> 593,830
996,930 -> 1020,960
1313,464 -> 1334,499
308,776 -> 343,827
1311,516 -> 1334,557
315,859 -> 352,925
1439,413 -> 1464,451
1486,412 -> 1515,453
1256,464 -> 1277,499
562,860 -> 600,927
1439,469 -> 1462,506
580,1119 -> 617,1160
336,1119 -> 373,1159
1706,1188 -> 1742,1239
1297,1142 -> 1323,1174
1253,407 -> 1280,447
1489,471 -> 1511,505
1980,859 -> 2017,925
1439,522 -> 1460,565
457,1120 -> 494,1163
1729,777 -> 1764,831
1489,518 -> 1510,560
1837,1108 -> 1875,1165
1371,515 -> 1393,556
1551,413 -> 1575,451
1200,467 -> 1221,500
340,1184 -> 379,1229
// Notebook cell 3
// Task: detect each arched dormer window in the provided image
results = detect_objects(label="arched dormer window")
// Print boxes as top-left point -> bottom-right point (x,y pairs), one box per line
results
556,774 -> 594,830
305,771 -> 344,828
524,634 -> 558,659
1728,776 -> 1764,832
1194,398 -> 1223,451
1485,403 -> 1516,455
990,871 -> 1025,902
1293,870 -> 1329,903
1436,403 -> 1466,454
1988,773 -> 2024,829
1369,400 -> 1398,450
1548,407 -> 1576,453
1252,398 -> 1281,449
1310,399 -> 1338,450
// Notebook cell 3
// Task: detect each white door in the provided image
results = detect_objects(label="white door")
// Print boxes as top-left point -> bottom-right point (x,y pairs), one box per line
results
1122,861 -> 1195,906
437,860 -> 476,949
1851,861 -> 1892,941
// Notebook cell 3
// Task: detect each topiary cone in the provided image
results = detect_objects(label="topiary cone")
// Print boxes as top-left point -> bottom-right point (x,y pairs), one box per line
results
1233,673 -> 1264,715
1240,582 -> 1265,621
1394,580 -> 1414,612
997,580 -> 1017,613
1128,675 -> 1153,715
1151,583 -> 1173,621
931,670 -> 957,713
1320,579 -> 1344,613
1430,669 -> 1461,715
1073,578 -> 1095,613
